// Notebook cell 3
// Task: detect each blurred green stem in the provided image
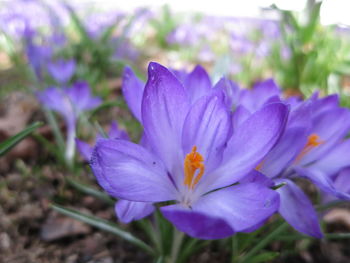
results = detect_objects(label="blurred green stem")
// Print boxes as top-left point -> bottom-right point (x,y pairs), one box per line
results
231,235 -> 238,262
239,222 -> 289,263
44,109 -> 65,149
168,229 -> 185,263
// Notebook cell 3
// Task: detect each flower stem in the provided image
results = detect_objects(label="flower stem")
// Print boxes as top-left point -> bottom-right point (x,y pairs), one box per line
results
238,222 -> 288,263
231,235 -> 239,262
65,121 -> 76,167
168,229 -> 185,263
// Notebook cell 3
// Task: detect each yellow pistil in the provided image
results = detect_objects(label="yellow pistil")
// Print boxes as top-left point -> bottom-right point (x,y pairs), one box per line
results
184,146 -> 205,189
294,133 -> 324,163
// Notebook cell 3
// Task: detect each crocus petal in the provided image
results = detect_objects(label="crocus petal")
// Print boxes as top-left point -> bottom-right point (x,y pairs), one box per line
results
239,79 -> 280,112
171,69 -> 188,83
108,121 -> 130,140
207,103 -> 288,190
142,62 -> 190,174
47,59 -> 76,84
182,94 -> 231,172
37,87 -> 65,112
260,127 -> 308,178
161,205 -> 235,240
333,168 -> 350,194
193,183 -> 279,232
75,139 -> 93,161
287,99 -> 313,128
115,200 -> 155,224
122,66 -> 145,121
312,94 -> 340,115
300,108 -> 350,165
294,167 -> 350,200
37,87 -> 76,124
308,139 -> 350,176
67,81 -> 102,113
90,138 -> 176,202
276,179 -> 323,238
323,168 -> 350,203
184,65 -> 212,104
213,77 -> 240,109
239,170 -> 274,187
253,79 -> 280,98
232,105 -> 251,131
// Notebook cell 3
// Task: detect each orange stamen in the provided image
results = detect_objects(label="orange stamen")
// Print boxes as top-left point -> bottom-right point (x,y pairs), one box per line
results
294,133 -> 324,163
184,146 -> 205,189
255,160 -> 265,171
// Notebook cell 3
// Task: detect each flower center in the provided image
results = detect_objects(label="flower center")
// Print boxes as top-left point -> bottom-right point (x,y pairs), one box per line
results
183,146 -> 205,189
294,133 -> 324,163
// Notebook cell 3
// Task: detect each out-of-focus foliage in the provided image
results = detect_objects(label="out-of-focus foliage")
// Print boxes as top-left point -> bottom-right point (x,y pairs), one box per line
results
268,2 -> 350,105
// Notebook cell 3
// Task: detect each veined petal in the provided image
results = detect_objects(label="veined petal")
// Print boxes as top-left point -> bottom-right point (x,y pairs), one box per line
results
300,108 -> 350,165
323,168 -> 350,203
115,200 -> 155,224
122,66 -> 145,121
276,179 -> 323,238
308,139 -> 350,176
294,167 -> 350,200
239,170 -> 274,187
312,94 -> 340,115
239,79 -> 280,112
193,183 -> 279,232
232,105 -> 251,131
213,77 -> 240,109
207,103 -> 288,191
184,65 -> 212,104
182,94 -> 231,172
260,127 -> 308,178
90,138 -> 176,202
142,62 -> 190,174
161,205 -> 235,240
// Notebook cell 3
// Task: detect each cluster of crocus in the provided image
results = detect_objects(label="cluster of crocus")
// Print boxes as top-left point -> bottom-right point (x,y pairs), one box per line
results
90,62 -> 350,240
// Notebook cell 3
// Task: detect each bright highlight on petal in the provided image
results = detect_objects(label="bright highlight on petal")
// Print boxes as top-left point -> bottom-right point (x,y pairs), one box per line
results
184,146 -> 205,189
295,133 -> 324,163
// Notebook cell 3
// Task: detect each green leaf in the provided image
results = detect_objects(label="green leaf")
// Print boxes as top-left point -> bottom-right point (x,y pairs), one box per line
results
99,18 -> 122,44
249,252 -> 280,263
238,222 -> 289,263
51,204 -> 154,255
32,133 -> 65,164
65,177 -> 115,205
0,121 -> 43,156
301,2 -> 322,43
65,3 -> 91,45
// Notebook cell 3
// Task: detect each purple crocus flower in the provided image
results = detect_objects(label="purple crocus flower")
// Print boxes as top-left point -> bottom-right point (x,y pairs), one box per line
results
256,93 -> 350,238
47,59 -> 76,84
37,81 -> 101,162
91,62 -> 289,239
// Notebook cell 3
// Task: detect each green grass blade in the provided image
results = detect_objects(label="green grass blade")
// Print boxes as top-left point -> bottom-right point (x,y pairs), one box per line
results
65,177 -> 115,205
0,121 -> 43,156
51,204 -> 154,255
